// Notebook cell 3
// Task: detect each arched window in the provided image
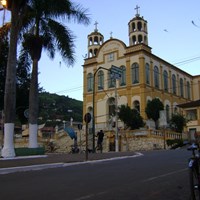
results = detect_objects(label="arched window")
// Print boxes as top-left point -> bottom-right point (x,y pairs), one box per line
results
174,106 -> 178,114
145,63 -> 150,84
133,100 -> 140,113
138,35 -> 143,43
132,22 -> 136,31
87,73 -> 93,92
166,105 -> 170,123
108,70 -> 115,88
120,66 -> 126,86
172,74 -> 176,94
98,70 -> 104,90
154,66 -> 159,88
132,35 -> 136,44
108,97 -> 115,116
131,63 -> 139,84
94,36 -> 99,44
94,48 -> 98,56
163,70 -> 168,92
187,81 -> 191,99
89,37 -> 93,45
137,21 -> 142,31
180,78 -> 184,97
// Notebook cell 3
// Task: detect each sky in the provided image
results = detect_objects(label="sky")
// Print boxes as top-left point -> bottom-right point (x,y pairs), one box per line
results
2,0 -> 200,101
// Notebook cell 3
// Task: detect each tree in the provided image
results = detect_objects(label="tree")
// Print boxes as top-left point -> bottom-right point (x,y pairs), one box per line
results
169,113 -> 187,134
2,0 -> 30,157
145,98 -> 164,129
0,41 -> 31,125
118,104 -> 145,130
0,30 -> 9,110
21,0 -> 90,147
16,51 -> 32,124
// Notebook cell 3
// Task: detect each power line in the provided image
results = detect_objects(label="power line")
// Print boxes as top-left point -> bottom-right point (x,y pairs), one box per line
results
52,54 -> 199,97
173,56 -> 200,66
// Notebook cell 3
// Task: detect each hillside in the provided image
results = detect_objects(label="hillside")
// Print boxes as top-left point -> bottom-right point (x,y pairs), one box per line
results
38,92 -> 83,124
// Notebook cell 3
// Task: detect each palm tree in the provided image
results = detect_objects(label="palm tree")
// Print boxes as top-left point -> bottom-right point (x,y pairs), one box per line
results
22,0 -> 90,148
1,0 -> 30,157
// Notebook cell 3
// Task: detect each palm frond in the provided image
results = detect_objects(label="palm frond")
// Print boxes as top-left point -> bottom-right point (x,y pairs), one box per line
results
37,0 -> 91,25
47,19 -> 76,66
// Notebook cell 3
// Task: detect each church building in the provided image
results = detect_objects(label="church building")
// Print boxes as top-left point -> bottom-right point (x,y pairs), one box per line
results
82,6 -> 200,134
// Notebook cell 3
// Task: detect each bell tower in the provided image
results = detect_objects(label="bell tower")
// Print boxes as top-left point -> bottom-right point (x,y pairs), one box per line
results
87,21 -> 104,58
128,5 -> 148,46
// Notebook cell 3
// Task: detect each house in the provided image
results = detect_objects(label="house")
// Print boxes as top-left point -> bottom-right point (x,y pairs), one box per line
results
178,99 -> 200,140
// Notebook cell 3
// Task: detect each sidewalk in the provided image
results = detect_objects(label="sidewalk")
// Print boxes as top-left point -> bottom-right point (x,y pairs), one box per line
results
0,151 -> 141,174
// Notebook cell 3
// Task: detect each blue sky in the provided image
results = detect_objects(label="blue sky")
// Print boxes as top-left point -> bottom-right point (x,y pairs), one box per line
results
2,1 -> 200,101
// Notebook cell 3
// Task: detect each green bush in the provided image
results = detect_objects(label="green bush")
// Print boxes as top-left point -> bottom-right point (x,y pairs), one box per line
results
166,139 -> 183,149
15,147 -> 45,156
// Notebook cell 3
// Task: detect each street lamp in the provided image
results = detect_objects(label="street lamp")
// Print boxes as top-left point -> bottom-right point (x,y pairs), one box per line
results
0,0 -> 6,6
92,67 -> 110,152
0,0 -> 7,26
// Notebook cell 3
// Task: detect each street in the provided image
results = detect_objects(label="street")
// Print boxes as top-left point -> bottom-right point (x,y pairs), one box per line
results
0,149 -> 191,200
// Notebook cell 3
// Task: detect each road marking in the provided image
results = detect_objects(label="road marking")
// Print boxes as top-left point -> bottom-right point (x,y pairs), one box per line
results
74,192 -> 107,200
142,168 -> 188,182
0,155 -> 47,160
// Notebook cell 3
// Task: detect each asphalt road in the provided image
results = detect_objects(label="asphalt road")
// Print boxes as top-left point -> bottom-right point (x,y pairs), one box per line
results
0,149 -> 191,200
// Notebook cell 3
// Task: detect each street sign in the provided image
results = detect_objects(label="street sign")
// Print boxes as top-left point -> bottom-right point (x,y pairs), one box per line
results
110,65 -> 122,79
111,73 -> 121,79
111,65 -> 122,74
84,113 -> 91,123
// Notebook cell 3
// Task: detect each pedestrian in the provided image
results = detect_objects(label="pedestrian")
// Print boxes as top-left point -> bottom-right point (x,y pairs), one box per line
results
96,130 -> 104,152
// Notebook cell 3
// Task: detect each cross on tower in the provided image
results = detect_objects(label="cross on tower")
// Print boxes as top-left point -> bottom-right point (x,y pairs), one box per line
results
94,21 -> 98,32
135,5 -> 140,16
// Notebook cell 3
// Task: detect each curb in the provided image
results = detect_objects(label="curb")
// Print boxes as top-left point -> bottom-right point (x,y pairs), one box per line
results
0,152 -> 143,175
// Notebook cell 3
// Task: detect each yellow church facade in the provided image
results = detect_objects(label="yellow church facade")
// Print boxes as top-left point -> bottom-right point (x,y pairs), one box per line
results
82,9 -> 200,133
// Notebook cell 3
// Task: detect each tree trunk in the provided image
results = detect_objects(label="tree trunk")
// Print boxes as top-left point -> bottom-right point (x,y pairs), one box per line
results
28,59 -> 38,148
1,3 -> 20,157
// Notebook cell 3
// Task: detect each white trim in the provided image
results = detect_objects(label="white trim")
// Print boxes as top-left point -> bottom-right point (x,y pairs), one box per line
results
28,124 -> 38,148
1,123 -> 15,158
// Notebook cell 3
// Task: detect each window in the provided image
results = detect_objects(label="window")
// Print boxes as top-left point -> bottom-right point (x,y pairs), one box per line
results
98,70 -> 104,90
137,21 -> 142,31
133,100 -> 140,113
108,97 -> 115,116
108,53 -> 114,62
186,109 -> 197,120
174,106 -> 178,114
154,66 -> 159,88
180,78 -> 184,97
187,81 -> 191,99
132,22 -> 136,32
87,73 -> 93,92
131,63 -> 139,84
145,63 -> 150,84
108,71 -> 115,88
120,66 -> 126,86
163,70 -> 168,92
172,74 -> 176,94
166,105 -> 170,123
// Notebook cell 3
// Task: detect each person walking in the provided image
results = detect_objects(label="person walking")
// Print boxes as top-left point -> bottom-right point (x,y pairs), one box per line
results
96,130 -> 104,153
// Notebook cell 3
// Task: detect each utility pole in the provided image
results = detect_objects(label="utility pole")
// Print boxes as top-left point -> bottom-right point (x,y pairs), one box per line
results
110,65 -> 122,152
92,67 -> 111,153
115,80 -> 119,152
